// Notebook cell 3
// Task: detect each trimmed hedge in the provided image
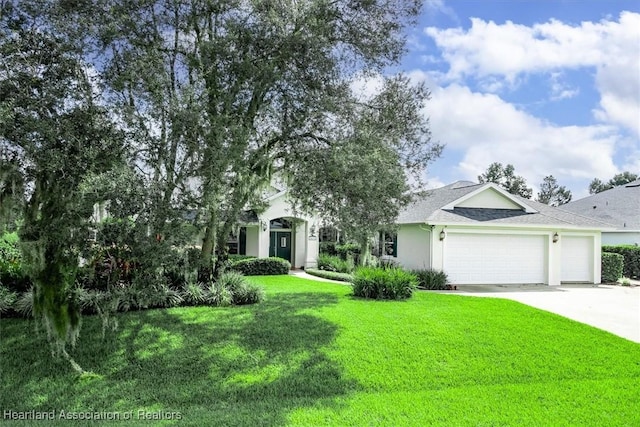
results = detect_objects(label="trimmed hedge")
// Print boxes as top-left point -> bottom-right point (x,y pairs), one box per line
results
305,268 -> 353,282
352,267 -> 417,300
602,245 -> 640,279
228,254 -> 257,262
601,252 -> 624,282
230,257 -> 291,276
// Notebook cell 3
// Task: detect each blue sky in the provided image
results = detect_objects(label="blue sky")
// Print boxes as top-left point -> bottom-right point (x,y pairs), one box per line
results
393,0 -> 640,199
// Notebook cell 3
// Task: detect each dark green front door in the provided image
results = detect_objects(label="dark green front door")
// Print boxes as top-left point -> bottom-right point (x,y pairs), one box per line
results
269,231 -> 292,262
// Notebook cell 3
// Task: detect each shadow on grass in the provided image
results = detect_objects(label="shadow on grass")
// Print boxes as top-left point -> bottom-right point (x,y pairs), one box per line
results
0,292 -> 358,426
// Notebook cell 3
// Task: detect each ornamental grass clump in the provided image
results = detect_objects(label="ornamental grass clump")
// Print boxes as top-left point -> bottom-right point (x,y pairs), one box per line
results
413,269 -> 449,290
352,267 -> 417,300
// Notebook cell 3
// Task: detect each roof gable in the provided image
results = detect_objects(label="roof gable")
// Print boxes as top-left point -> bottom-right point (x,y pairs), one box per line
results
442,184 -> 537,213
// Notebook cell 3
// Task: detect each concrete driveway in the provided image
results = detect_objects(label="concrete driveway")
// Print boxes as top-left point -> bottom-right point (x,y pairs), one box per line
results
452,283 -> 640,343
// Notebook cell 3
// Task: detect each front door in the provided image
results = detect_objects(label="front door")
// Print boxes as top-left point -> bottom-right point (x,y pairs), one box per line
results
269,231 -> 292,263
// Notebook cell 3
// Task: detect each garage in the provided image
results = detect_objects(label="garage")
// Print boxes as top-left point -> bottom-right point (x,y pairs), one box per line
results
561,236 -> 594,283
444,233 -> 547,285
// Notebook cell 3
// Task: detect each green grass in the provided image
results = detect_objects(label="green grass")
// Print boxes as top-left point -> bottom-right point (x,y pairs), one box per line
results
1,275 -> 639,426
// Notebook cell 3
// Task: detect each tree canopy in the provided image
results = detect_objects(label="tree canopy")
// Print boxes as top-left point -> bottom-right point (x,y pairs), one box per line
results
536,175 -> 572,206
589,172 -> 638,194
0,0 -> 440,368
477,162 -> 532,199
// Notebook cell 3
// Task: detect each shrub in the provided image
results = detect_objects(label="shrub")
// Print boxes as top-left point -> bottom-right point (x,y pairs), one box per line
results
351,267 -> 417,300
205,282 -> 233,307
230,257 -> 290,275
336,243 -> 360,261
14,287 -> 33,317
0,285 -> 17,314
181,282 -> 208,306
228,254 -> 257,262
217,271 -> 264,305
319,242 -> 337,256
0,232 -> 30,293
317,254 -> 354,273
379,257 -> 400,269
602,245 -> 640,279
305,268 -> 353,282
601,252 -> 624,283
413,269 -> 449,290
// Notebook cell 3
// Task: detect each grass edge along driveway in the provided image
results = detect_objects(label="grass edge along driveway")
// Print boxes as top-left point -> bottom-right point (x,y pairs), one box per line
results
1,275 -> 639,426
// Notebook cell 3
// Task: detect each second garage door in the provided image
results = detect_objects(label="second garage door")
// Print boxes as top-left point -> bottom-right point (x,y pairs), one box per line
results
444,233 -> 547,284
561,236 -> 593,283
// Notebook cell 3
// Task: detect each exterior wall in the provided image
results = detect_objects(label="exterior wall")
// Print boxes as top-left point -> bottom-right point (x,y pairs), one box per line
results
456,189 -> 522,209
602,231 -> 640,246
245,226 -> 260,257
293,222 -> 307,269
395,224 -> 431,270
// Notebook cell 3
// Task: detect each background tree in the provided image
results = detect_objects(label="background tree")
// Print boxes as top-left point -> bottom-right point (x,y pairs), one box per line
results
478,162 -> 532,198
536,175 -> 572,206
0,1 -> 125,371
589,172 -> 638,194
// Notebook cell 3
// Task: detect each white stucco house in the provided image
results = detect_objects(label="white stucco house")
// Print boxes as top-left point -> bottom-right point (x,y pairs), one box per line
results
228,189 -> 320,269
560,179 -> 640,246
389,181 -> 613,286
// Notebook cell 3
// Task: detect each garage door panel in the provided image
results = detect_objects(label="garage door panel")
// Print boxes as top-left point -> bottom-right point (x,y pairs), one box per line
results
444,234 -> 546,284
561,236 -> 593,282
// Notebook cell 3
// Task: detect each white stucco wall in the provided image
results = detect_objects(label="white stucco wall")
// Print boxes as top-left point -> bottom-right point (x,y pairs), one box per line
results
456,189 -> 522,209
245,226 -> 260,257
602,231 -> 640,246
395,224 -> 431,270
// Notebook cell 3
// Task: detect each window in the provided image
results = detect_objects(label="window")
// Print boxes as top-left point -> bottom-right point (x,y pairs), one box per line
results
270,218 -> 292,229
379,231 -> 397,257
319,226 -> 339,242
227,227 -> 247,255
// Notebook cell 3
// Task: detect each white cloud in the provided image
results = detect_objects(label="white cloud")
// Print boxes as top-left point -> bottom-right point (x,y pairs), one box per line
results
425,0 -> 459,23
424,11 -> 640,136
423,83 -> 621,188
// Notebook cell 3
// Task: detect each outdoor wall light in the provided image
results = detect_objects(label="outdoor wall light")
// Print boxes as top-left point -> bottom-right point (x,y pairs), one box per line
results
261,220 -> 267,232
439,230 -> 446,241
552,232 -> 559,243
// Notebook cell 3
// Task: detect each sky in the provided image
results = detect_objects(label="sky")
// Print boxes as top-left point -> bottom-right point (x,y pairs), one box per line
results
392,0 -> 640,199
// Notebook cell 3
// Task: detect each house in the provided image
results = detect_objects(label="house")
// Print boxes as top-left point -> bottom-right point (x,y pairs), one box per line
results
91,188 -> 320,269
228,190 -> 320,269
560,180 -> 640,246
390,181 -> 613,286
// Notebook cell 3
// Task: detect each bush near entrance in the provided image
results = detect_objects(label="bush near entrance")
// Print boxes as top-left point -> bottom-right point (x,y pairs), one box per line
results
230,257 -> 291,276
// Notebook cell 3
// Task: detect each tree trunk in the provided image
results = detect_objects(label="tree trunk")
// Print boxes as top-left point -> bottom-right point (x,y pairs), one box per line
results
358,237 -> 371,266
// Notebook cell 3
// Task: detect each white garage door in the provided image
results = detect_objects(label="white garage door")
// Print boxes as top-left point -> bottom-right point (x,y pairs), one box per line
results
561,236 -> 593,282
444,234 -> 547,284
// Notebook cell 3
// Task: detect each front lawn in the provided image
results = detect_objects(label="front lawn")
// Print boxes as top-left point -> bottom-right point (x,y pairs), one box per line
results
1,275 -> 639,426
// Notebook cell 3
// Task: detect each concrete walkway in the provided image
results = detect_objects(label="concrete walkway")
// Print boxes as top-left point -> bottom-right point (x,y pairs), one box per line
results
290,271 -> 640,343
289,270 -> 350,284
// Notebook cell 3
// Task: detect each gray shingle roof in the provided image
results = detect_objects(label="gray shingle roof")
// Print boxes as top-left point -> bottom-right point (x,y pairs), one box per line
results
559,179 -> 640,230
397,181 -> 614,229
